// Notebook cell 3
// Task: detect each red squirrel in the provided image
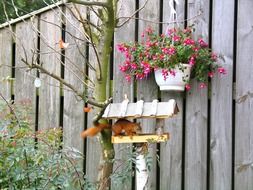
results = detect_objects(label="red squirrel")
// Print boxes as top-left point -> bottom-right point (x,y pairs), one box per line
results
81,119 -> 141,138
81,122 -> 110,138
112,119 -> 141,136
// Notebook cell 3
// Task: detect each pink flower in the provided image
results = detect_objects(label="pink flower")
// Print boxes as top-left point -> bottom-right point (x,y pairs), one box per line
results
162,47 -> 176,55
141,32 -> 145,38
130,63 -> 138,69
124,60 -> 131,66
169,70 -> 176,76
144,51 -> 150,57
162,48 -> 169,54
159,54 -> 165,60
162,69 -> 169,80
140,62 -> 151,75
218,67 -> 226,74
188,56 -> 195,66
198,38 -> 208,47
145,27 -> 153,34
153,66 -> 159,71
183,28 -> 191,33
211,53 -> 218,61
136,73 -> 145,79
141,61 -> 148,67
185,84 -> 191,91
199,83 -> 207,89
208,72 -> 214,78
131,47 -> 136,51
125,75 -> 131,82
168,47 -> 176,55
172,35 -> 181,42
146,41 -> 152,47
117,44 -> 127,52
167,28 -> 176,36
144,67 -> 152,75
119,65 -> 128,72
152,55 -> 158,61
183,38 -> 195,46
193,47 -> 199,52
124,51 -> 131,59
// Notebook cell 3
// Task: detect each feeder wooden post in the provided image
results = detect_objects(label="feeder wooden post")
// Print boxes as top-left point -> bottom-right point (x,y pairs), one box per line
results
136,143 -> 148,190
156,119 -> 165,135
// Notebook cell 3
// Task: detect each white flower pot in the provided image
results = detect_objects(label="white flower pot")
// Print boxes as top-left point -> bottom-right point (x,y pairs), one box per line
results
154,64 -> 191,91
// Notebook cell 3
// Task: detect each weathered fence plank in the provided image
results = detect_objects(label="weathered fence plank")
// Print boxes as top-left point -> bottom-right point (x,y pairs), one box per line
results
0,1 -> 253,189
185,0 -> 209,190
210,0 -> 234,189
137,0 -> 160,189
0,28 -> 12,99
39,9 -> 61,130
161,92 -> 183,190
15,19 -> 38,130
112,0 -> 135,189
85,9 -> 101,184
160,0 -> 185,189
235,0 -> 253,189
63,5 -> 86,152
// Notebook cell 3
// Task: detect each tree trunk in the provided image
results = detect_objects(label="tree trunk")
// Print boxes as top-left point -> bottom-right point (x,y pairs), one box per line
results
93,0 -> 116,189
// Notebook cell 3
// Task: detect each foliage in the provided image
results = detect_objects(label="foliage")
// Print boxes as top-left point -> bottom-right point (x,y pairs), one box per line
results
0,99 -> 91,190
117,27 -> 226,90
0,0 -> 55,24
0,99 -> 151,190
110,145 -> 153,188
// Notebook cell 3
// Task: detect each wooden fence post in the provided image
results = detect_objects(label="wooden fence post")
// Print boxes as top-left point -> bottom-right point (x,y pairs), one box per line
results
210,0 -> 234,189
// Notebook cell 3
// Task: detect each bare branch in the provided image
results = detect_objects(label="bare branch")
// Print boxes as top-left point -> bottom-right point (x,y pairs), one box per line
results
21,58 -> 103,108
86,8 -> 102,80
116,0 -> 148,28
0,92 -> 32,186
23,18 -> 95,85
117,10 -> 203,27
92,97 -> 113,124
67,0 -> 109,8
42,0 -> 93,44
73,5 -> 103,80
90,6 -> 102,22
66,5 -> 102,32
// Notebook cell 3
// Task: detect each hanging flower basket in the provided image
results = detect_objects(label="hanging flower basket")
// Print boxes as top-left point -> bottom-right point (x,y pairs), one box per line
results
154,64 -> 191,91
117,27 -> 226,91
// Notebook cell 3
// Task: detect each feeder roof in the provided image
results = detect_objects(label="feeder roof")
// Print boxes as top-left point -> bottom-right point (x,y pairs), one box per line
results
102,99 -> 179,119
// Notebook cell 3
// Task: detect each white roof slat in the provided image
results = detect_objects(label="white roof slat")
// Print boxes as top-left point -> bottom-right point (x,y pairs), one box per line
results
102,99 -> 179,119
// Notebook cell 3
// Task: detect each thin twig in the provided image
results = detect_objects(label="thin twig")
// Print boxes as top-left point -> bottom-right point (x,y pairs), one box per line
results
63,153 -> 84,190
67,0 -> 110,9
117,10 -> 203,27
0,93 -> 20,127
73,4 -> 102,80
42,0 -> 92,43
86,8 -> 102,80
116,0 -> 149,28
21,58 -> 103,108
0,92 -> 32,187
92,97 -> 112,124
66,5 -> 102,32
4,9 -> 94,87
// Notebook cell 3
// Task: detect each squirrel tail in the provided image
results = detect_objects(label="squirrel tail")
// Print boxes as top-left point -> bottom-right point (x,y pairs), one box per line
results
81,122 -> 110,138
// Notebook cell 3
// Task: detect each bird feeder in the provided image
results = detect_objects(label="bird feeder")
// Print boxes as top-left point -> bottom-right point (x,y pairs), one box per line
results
102,98 -> 179,143
102,97 -> 178,190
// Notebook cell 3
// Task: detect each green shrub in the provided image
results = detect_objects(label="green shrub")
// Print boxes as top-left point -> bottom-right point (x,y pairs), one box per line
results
0,99 -> 89,190
0,99 -> 154,189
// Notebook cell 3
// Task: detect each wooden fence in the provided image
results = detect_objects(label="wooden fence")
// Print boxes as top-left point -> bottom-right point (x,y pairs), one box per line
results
0,0 -> 252,190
